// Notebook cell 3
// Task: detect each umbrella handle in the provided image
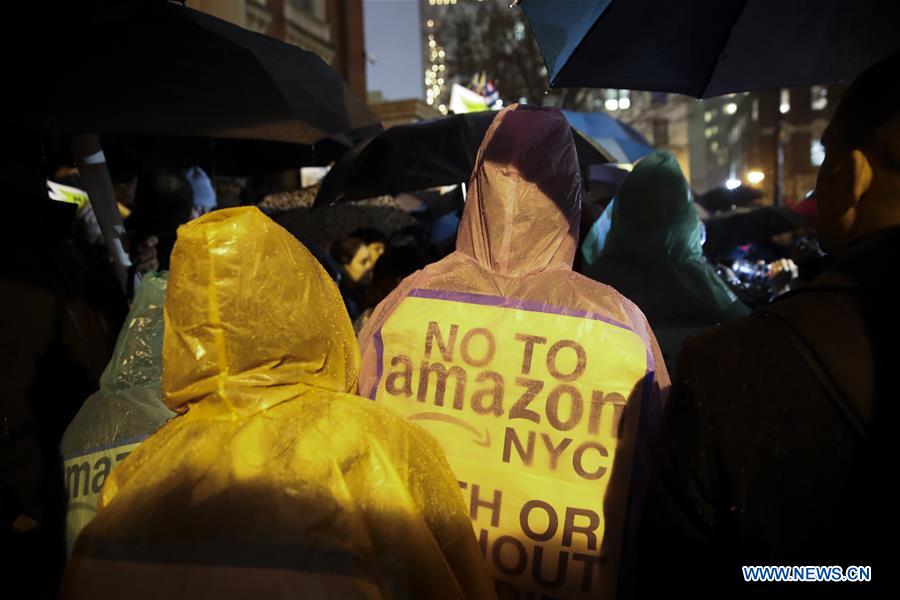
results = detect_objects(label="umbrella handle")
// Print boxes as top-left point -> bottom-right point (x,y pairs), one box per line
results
71,134 -> 132,293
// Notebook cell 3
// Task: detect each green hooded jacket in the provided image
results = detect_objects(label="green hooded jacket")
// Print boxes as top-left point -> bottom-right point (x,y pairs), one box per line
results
586,150 -> 749,370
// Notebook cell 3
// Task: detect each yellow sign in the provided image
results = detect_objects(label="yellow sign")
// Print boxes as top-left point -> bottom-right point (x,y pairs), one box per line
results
63,440 -> 142,557
47,180 -> 90,209
372,290 -> 652,599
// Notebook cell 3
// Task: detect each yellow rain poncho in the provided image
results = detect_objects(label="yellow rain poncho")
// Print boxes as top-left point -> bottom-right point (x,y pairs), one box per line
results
61,207 -> 494,600
357,105 -> 669,599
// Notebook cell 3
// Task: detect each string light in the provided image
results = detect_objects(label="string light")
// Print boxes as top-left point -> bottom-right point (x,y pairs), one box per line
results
423,8 -> 450,111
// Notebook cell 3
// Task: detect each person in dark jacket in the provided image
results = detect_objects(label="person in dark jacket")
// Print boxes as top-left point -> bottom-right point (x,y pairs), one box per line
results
585,150 -> 749,372
636,53 -> 900,597
125,168 -> 194,271
1,141 -> 127,598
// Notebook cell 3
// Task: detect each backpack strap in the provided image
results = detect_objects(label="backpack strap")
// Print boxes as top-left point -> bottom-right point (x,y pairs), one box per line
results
755,300 -> 870,440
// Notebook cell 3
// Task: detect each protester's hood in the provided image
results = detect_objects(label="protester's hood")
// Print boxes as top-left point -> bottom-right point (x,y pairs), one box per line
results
163,207 -> 359,414
184,166 -> 216,208
456,104 -> 581,276
354,107 -> 670,599
601,150 -> 704,263
100,274 -> 167,392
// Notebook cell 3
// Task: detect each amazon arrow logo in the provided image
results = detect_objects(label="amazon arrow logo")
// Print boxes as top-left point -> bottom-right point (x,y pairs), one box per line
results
408,412 -> 491,447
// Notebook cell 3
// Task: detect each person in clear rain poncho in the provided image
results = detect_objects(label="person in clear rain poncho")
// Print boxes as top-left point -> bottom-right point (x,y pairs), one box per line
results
357,104 -> 669,599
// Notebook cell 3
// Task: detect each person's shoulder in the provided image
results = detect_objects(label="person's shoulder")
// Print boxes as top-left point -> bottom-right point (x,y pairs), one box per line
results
564,270 -> 641,311
328,390 -> 444,451
677,308 -> 797,377
681,313 -> 755,345
560,269 -> 656,331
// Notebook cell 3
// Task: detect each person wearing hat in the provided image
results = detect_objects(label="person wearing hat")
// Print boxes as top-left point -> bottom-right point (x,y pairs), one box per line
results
184,166 -> 217,219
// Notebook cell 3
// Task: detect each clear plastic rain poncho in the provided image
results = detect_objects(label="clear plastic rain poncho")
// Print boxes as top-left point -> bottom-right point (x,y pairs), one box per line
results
62,207 -> 495,600
357,105 -> 669,599
60,273 -> 174,558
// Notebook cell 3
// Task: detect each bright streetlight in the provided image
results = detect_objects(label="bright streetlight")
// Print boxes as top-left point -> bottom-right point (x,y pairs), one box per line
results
746,170 -> 765,185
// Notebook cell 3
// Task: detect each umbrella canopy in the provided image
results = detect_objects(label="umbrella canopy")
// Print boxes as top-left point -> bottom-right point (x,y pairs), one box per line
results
562,110 -> 653,162
696,185 -> 765,213
314,110 -> 611,207
703,205 -> 806,259
32,0 -> 379,144
42,132 -> 363,178
94,133 -> 368,177
520,0 -> 900,97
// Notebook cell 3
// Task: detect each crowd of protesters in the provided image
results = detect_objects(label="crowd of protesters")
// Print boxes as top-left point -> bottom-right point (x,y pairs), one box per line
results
2,52 -> 896,599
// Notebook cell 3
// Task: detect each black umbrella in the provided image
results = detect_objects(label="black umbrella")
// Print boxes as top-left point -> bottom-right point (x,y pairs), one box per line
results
100,132 -> 371,177
520,0 -> 900,97
314,111 -> 611,207
9,0 -> 380,292
41,132 -> 365,179
30,0 -> 379,144
703,205 -> 806,259
696,185 -> 764,213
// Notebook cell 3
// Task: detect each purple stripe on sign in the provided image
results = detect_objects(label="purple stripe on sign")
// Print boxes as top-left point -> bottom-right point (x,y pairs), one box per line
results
407,288 -> 633,332
370,331 -> 385,400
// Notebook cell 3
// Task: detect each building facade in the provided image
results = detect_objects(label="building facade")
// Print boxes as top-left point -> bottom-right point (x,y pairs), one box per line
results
688,84 -> 845,203
596,90 -> 692,178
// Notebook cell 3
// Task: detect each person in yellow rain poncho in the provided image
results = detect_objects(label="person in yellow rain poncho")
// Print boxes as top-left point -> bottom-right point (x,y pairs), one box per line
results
357,104 -> 670,600
61,207 -> 495,600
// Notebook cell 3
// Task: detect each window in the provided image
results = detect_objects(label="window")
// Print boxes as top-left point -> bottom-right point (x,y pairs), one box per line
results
653,119 -> 669,146
710,141 -> 719,152
513,22 -> 525,41
704,109 -> 716,123
780,89 -> 791,114
604,88 -> 619,111
811,85 -> 828,110
704,126 -> 719,139
752,98 -> 759,121
811,139 -> 825,166
724,102 -> 738,115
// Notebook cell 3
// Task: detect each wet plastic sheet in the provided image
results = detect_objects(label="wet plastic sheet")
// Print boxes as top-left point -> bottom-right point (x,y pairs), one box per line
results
358,105 -> 668,598
62,207 -> 494,600
370,290 -> 651,598
60,274 -> 174,557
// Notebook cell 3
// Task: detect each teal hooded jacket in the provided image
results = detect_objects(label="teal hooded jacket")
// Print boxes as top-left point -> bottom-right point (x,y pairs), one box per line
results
586,151 -> 749,370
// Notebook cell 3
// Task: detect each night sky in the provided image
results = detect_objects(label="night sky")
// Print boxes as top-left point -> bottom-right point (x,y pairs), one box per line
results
364,0 -> 424,101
